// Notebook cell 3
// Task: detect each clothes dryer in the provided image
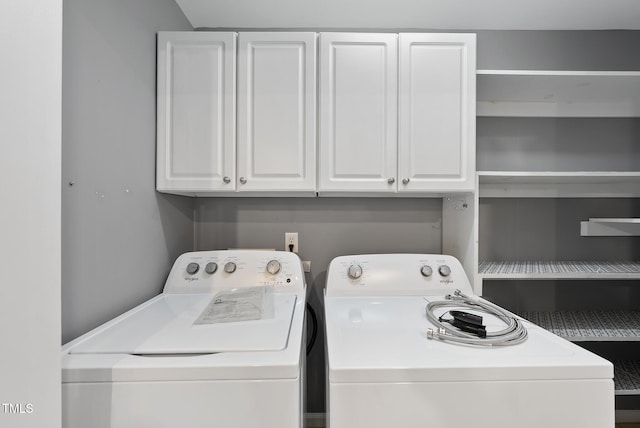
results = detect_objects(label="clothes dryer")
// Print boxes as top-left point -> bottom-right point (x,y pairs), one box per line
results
324,253 -> 613,428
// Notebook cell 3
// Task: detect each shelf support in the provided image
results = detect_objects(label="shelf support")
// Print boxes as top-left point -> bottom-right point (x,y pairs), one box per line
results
580,218 -> 640,237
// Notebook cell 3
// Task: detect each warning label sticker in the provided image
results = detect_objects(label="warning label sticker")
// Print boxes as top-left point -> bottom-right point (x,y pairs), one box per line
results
194,286 -> 274,325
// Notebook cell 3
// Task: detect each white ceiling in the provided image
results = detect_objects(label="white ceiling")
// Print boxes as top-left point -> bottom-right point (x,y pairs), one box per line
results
176,0 -> 640,30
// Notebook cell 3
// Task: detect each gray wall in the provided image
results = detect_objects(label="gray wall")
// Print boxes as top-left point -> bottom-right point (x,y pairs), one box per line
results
475,30 -> 640,70
478,118 -> 640,172
479,198 -> 640,262
62,0 -> 194,343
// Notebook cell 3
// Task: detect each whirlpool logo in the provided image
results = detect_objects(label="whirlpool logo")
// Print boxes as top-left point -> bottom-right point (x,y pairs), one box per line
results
1,403 -> 34,414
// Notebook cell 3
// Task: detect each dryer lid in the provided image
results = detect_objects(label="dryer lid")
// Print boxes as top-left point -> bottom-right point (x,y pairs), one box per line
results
325,296 -> 613,383
70,292 -> 297,355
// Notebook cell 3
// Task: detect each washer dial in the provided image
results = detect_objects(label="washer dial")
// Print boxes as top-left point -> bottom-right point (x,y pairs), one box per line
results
420,265 -> 433,277
205,262 -> 218,274
224,261 -> 237,274
266,260 -> 281,275
348,264 -> 363,280
186,262 -> 199,275
438,265 -> 451,277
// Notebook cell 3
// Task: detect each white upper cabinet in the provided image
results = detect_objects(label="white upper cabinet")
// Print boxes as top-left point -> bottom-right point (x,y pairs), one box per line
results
319,32 -> 476,194
237,33 -> 316,193
157,32 -> 236,195
398,33 -> 476,193
319,33 -> 398,192
157,31 -> 476,196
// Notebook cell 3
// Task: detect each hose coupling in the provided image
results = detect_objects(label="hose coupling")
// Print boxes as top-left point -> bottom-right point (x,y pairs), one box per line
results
427,328 -> 448,340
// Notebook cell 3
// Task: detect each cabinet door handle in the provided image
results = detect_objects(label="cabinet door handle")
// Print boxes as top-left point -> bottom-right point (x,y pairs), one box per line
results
223,176 -> 231,184
239,177 -> 247,184
387,177 -> 395,184
402,178 -> 410,185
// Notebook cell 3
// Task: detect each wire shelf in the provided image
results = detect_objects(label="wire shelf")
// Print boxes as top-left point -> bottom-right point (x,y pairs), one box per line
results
519,310 -> 640,342
480,260 -> 640,275
615,360 -> 640,395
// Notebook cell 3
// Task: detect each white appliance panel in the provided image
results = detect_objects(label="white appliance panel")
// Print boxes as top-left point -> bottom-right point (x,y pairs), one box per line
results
329,379 -> 613,428
63,377 -> 301,428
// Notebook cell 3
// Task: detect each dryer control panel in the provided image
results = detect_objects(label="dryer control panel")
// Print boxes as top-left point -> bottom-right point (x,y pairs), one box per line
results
325,254 -> 473,297
163,250 -> 305,294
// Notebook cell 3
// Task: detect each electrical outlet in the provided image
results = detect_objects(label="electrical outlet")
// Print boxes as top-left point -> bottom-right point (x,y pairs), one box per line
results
285,232 -> 299,254
302,261 -> 311,272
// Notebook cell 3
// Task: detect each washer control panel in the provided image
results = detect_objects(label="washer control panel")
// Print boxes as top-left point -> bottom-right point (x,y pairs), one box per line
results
326,254 -> 472,297
163,250 -> 305,294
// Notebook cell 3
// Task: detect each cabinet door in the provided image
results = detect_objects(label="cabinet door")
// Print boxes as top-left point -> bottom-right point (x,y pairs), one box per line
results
319,33 -> 398,192
157,32 -> 236,194
398,33 -> 476,193
237,33 -> 316,192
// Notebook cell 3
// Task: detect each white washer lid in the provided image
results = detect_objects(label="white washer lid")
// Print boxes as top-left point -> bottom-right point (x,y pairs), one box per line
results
70,293 -> 296,355
325,296 -> 613,383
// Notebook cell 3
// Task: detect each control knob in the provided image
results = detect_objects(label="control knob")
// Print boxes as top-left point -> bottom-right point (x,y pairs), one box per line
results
205,262 -> 218,274
420,265 -> 433,277
186,262 -> 200,275
266,260 -> 281,275
438,265 -> 451,277
224,261 -> 237,274
347,264 -> 363,280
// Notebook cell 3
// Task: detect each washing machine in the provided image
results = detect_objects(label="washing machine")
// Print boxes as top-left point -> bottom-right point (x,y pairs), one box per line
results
324,253 -> 614,428
62,250 -> 306,428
